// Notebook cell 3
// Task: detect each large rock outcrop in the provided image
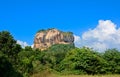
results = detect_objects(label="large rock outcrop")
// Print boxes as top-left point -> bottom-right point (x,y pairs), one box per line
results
34,28 -> 74,50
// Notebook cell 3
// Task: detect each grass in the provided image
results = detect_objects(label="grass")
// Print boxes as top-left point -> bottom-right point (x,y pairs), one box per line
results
31,73 -> 120,77
57,74 -> 120,77
31,70 -> 120,77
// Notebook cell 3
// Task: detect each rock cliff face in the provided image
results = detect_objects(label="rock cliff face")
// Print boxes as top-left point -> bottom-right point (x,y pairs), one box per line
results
34,28 -> 74,50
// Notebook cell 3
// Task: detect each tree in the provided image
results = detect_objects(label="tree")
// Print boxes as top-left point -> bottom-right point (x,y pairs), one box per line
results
0,31 -> 16,58
103,49 -> 120,74
60,47 -> 107,74
0,31 -> 23,76
45,44 -> 75,70
0,52 -> 23,77
24,46 -> 33,51
0,31 -> 22,64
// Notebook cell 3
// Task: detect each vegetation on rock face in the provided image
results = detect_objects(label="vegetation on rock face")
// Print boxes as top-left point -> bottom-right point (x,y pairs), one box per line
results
0,31 -> 120,77
37,28 -> 73,35
62,32 -> 73,36
37,28 -> 56,33
37,29 -> 46,33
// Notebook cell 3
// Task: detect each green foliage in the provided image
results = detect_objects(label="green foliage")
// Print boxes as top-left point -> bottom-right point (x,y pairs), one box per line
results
62,32 -> 73,37
0,31 -> 16,57
47,44 -> 75,52
48,28 -> 56,30
24,46 -> 33,51
37,29 -> 46,33
1,30 -> 120,76
45,44 -> 75,70
18,49 -> 34,76
60,47 -> 108,74
0,52 -> 23,77
103,49 -> 120,74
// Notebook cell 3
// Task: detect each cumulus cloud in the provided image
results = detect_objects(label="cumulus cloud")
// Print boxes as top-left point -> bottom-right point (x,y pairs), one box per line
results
17,40 -> 29,48
31,44 -> 34,48
74,20 -> 120,52
74,35 -> 81,47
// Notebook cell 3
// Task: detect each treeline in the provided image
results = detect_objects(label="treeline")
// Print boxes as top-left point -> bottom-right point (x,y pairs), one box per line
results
0,31 -> 120,77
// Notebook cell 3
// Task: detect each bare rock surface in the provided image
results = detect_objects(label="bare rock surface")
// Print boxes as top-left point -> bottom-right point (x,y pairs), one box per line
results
34,28 -> 74,50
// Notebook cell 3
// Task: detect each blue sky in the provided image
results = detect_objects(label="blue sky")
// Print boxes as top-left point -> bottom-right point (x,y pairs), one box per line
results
0,0 -> 120,51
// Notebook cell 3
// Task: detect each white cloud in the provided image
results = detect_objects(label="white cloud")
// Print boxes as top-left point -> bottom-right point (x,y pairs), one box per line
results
31,44 -> 34,48
74,20 -> 120,52
17,40 -> 29,48
74,35 -> 81,47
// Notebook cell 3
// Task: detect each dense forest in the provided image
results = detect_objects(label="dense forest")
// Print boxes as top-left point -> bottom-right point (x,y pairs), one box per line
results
0,31 -> 120,77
